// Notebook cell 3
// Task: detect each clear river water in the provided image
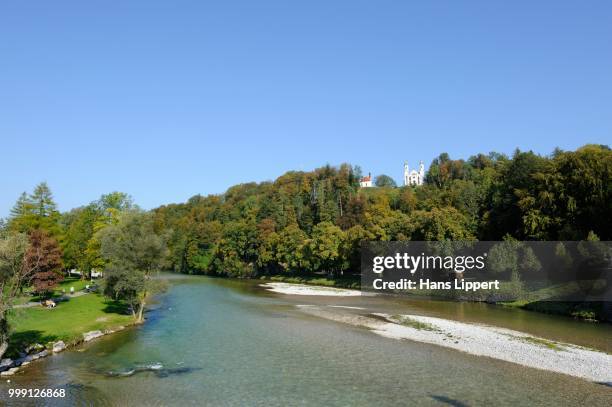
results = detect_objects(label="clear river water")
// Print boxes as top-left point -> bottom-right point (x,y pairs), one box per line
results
1,275 -> 611,406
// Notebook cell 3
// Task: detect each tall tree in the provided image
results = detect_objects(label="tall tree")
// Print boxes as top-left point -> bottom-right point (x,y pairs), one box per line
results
99,211 -> 167,322
0,233 -> 30,358
306,222 -> 347,276
8,183 -> 61,237
61,205 -> 99,276
24,230 -> 64,297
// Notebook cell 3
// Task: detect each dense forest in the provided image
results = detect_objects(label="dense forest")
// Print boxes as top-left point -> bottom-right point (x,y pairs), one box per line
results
150,144 -> 611,278
3,144 -> 611,282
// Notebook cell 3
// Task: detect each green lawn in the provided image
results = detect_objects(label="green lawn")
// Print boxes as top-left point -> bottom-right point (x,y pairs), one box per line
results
15,277 -> 96,305
8,293 -> 133,357
57,277 -> 90,293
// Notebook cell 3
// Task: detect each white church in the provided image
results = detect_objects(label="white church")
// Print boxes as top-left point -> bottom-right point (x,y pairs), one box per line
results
403,161 -> 425,186
359,161 -> 425,188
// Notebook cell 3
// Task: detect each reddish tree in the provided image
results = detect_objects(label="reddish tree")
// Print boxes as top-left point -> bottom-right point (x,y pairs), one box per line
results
24,230 -> 63,297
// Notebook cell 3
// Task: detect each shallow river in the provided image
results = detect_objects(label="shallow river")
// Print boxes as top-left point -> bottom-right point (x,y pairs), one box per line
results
1,275 -> 611,406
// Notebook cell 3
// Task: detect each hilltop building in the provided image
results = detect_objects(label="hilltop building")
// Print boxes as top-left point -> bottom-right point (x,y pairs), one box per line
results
359,173 -> 373,188
403,161 -> 425,186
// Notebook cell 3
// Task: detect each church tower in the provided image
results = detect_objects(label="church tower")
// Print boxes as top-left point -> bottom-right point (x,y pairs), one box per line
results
418,161 -> 425,184
403,160 -> 425,186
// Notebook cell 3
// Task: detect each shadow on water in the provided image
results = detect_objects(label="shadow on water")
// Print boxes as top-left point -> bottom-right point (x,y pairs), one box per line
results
104,363 -> 202,379
430,394 -> 470,407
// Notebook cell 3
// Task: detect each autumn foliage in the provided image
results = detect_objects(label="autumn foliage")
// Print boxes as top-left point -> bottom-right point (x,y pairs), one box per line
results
24,229 -> 63,296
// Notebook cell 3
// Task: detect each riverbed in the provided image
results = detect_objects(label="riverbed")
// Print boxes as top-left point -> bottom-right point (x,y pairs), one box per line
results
1,275 -> 611,406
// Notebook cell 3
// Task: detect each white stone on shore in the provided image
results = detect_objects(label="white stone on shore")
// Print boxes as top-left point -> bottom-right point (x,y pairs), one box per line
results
52,341 -> 66,353
0,358 -> 13,372
261,282 -> 361,296
17,355 -> 33,365
1,367 -> 19,376
25,343 -> 44,354
83,330 -> 104,342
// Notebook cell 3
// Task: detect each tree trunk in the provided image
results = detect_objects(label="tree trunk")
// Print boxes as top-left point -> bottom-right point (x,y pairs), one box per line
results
0,316 -> 10,360
136,301 -> 145,323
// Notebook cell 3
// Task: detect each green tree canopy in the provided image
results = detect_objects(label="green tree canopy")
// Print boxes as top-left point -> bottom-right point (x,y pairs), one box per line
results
99,211 -> 167,322
375,174 -> 397,188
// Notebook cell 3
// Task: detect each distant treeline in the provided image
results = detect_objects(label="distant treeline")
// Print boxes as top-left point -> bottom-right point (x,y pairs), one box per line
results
3,144 -> 610,279
150,144 -> 611,278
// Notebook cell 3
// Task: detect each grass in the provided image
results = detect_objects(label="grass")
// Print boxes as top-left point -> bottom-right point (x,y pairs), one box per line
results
390,314 -> 441,332
7,293 -> 133,358
57,277 -> 90,293
518,336 -> 562,351
477,279 -> 606,322
15,277 -> 97,304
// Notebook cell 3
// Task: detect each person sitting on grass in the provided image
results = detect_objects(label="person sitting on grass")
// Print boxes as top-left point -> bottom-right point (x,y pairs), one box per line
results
42,299 -> 56,308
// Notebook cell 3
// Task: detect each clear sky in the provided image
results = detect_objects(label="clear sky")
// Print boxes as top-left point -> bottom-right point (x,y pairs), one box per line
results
1,1 -> 611,216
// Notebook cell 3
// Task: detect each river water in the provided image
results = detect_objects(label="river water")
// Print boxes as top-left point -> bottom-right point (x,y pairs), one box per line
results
1,275 -> 611,406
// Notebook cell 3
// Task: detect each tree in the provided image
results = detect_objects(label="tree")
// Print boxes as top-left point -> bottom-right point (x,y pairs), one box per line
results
411,207 -> 474,241
398,188 -> 417,213
488,240 -> 540,279
425,153 -> 471,188
306,222 -> 347,276
84,194 -> 130,279
24,230 -> 64,297
0,233 -> 30,358
99,211 -> 167,322
8,193 -> 35,233
147,145 -> 609,282
8,183 -> 61,237
275,224 -> 308,273
61,205 -> 99,275
96,192 -> 135,212
375,174 -> 397,188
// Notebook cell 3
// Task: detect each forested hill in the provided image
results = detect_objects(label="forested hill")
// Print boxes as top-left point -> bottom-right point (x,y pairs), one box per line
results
152,145 -> 611,277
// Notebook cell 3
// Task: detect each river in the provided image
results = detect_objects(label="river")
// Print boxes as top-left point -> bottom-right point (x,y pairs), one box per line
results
1,275 -> 611,406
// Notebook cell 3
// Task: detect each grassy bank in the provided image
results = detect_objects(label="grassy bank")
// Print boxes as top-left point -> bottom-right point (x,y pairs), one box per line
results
8,293 -> 133,358
500,299 -> 605,322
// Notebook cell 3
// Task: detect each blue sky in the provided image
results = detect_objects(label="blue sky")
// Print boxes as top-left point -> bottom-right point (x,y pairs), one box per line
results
1,1 -> 610,216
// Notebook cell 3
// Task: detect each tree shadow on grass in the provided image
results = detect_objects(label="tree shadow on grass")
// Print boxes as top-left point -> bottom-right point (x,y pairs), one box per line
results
102,300 -> 130,315
8,330 -> 59,359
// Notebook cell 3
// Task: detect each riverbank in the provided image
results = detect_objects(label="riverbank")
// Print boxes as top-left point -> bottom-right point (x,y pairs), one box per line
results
260,281 -> 612,383
2,293 -> 135,376
294,304 -> 612,384
257,274 -> 610,322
